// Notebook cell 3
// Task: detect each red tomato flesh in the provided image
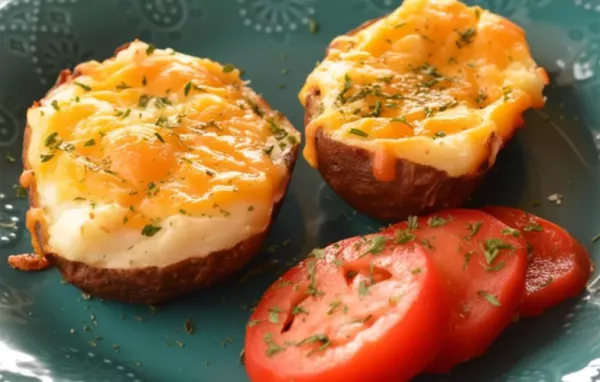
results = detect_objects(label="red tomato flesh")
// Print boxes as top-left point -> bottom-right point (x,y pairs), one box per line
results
244,234 -> 449,382
484,206 -> 593,317
382,209 -> 528,373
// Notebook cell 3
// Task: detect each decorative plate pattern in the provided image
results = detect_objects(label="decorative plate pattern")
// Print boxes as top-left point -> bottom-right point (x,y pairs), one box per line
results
0,0 -> 599,381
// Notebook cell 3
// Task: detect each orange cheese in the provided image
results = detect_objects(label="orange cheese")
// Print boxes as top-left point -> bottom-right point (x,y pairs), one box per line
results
299,0 -> 547,178
26,41 -> 299,229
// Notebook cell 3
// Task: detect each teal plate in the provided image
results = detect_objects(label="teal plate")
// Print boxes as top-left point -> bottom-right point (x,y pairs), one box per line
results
0,0 -> 599,381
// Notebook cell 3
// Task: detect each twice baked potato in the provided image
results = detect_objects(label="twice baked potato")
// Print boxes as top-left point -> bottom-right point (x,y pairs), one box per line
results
299,0 -> 548,220
21,41 -> 300,303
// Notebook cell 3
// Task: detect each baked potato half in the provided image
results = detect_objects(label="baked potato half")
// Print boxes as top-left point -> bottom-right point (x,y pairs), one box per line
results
299,0 -> 548,220
21,41 -> 300,304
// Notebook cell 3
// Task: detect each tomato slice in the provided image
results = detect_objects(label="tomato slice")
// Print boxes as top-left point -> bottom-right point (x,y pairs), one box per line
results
244,234 -> 449,382
484,206 -> 593,317
382,209 -> 528,372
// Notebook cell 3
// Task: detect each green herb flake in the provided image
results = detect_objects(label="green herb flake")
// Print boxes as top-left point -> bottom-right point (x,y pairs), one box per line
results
308,19 -> 320,34
465,221 -> 483,240
327,300 -> 343,315
184,81 -> 192,96
456,28 -> 477,48
463,251 -> 475,271
407,216 -> 419,230
45,132 -> 59,147
358,280 -> 370,297
138,94 -> 152,108
5,153 -> 16,164
412,267 -> 422,275
292,305 -> 308,315
307,259 -> 323,297
348,128 -> 368,137
501,227 -> 521,237
263,333 -> 286,357
484,260 -> 506,272
74,81 -> 91,91
309,248 -> 325,259
146,44 -> 156,56
391,116 -> 412,127
483,238 -> 515,265
427,216 -> 447,227
141,224 -> 161,237
184,318 -> 195,335
154,133 -> 165,143
222,64 -> 236,73
433,131 -> 447,139
247,319 -> 261,327
84,139 -> 96,147
116,81 -> 130,90
523,222 -> 543,232
365,235 -> 387,256
142,74 -> 147,86
40,154 -> 54,163
477,290 -> 501,307
592,232 -> 600,244
395,229 -> 416,244
51,100 -> 60,111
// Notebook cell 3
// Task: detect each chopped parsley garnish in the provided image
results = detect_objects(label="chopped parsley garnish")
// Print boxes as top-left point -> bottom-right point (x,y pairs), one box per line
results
503,86 -> 513,102
407,216 -> 419,230
307,260 -> 323,297
348,128 -> 368,137
433,131 -> 446,139
246,98 -> 264,117
456,28 -> 477,48
45,132 -> 59,147
395,229 -> 416,244
292,305 -> 308,315
391,116 -> 412,127
267,306 -> 281,324
222,64 -> 235,73
264,145 -> 274,156
74,81 -> 91,91
420,238 -> 434,250
475,92 -> 488,104
427,216 -> 447,227
482,238 -> 514,265
154,133 -> 165,143
327,300 -> 344,315
142,74 -> 147,86
51,100 -> 60,111
247,319 -> 261,327
358,280 -> 370,297
84,139 -> 96,147
116,81 -> 130,90
40,154 -> 54,163
5,153 -> 15,164
338,73 -> 353,104
523,222 -> 543,232
138,94 -> 152,107
477,291 -> 501,307
463,251 -> 475,270
484,260 -> 506,272
363,236 -> 387,256
465,221 -> 483,240
146,44 -> 156,56
141,224 -> 161,237
369,100 -> 382,117
412,268 -> 422,275
501,227 -> 521,237
309,248 -> 325,259
184,318 -> 195,335
263,333 -> 286,357
184,81 -> 192,96
308,19 -> 320,34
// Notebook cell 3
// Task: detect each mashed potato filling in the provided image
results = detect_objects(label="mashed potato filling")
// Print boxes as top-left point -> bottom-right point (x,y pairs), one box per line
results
25,41 -> 299,268
300,0 -> 547,179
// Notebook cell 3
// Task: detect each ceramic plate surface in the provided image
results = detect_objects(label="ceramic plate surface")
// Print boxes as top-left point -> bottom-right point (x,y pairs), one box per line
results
0,0 -> 599,381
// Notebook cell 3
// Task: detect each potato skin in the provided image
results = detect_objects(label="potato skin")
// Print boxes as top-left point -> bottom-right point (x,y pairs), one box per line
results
22,56 -> 299,304
313,126 -> 497,221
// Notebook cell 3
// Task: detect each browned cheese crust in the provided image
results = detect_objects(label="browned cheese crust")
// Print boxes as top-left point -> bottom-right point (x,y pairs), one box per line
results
22,57 -> 299,304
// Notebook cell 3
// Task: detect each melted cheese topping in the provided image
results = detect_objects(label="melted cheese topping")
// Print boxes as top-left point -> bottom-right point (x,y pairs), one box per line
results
26,41 -> 299,268
299,0 -> 547,179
